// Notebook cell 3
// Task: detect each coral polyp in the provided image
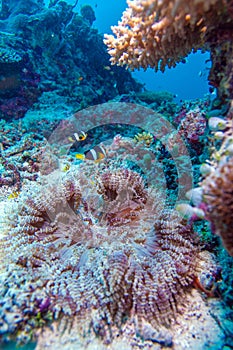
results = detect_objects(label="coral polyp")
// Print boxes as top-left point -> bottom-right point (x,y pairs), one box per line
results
0,162 -> 211,345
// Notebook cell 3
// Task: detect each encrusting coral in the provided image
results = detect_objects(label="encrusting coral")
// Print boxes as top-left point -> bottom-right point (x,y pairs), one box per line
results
0,160 -> 216,346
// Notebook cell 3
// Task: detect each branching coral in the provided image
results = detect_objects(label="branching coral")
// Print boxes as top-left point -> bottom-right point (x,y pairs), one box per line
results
133,131 -> 154,147
104,0 -> 233,99
104,0 -> 226,71
0,162 -> 215,345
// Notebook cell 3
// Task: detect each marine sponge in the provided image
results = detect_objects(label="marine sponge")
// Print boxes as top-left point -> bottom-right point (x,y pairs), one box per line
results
202,156 -> 233,256
0,162 -> 214,345
104,0 -> 229,72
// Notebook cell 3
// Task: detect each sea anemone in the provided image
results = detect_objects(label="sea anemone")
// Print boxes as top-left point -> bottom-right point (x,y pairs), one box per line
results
0,162 -> 214,345
96,167 -> 148,226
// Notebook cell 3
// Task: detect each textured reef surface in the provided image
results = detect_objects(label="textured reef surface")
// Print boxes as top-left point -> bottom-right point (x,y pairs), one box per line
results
0,100 -> 233,350
0,156 -> 215,347
0,0 -> 233,349
0,0 -> 141,120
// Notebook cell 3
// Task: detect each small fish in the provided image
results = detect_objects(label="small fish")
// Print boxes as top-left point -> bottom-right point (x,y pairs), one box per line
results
8,191 -> 20,199
77,76 -> 84,85
62,164 -> 70,172
74,131 -> 87,142
103,65 -> 111,71
75,145 -> 106,162
68,136 -> 75,143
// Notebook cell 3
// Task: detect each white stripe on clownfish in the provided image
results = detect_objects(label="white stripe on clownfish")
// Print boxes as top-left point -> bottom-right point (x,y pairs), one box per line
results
74,131 -> 88,142
75,144 -> 107,162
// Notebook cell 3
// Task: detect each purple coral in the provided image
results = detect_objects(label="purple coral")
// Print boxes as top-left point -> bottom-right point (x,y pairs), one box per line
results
0,163 -> 211,345
178,107 -> 207,144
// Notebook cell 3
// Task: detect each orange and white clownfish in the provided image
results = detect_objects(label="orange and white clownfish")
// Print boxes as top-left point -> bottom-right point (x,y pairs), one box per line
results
75,144 -> 106,162
74,131 -> 88,142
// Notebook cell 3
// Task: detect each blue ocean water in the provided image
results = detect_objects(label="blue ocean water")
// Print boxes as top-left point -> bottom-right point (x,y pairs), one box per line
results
75,0 -> 211,101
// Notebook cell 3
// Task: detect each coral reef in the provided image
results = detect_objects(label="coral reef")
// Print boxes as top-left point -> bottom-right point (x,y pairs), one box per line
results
178,107 -> 207,145
180,102 -> 233,258
202,156 -> 233,256
0,40 -> 41,119
80,5 -> 96,26
175,106 -> 208,162
0,0 -> 142,120
208,34 -> 233,101
198,105 -> 233,257
174,102 -> 233,315
104,0 -> 233,100
104,0 -> 226,71
0,0 -> 232,348
0,157 -> 216,346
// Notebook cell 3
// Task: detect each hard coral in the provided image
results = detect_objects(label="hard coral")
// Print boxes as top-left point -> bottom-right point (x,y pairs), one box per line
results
202,156 -> 233,256
104,0 -> 227,72
104,0 -> 233,100
0,162 -> 214,346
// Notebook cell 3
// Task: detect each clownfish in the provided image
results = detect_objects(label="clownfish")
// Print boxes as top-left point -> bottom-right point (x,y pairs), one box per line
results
75,145 -> 106,162
74,131 -> 87,142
